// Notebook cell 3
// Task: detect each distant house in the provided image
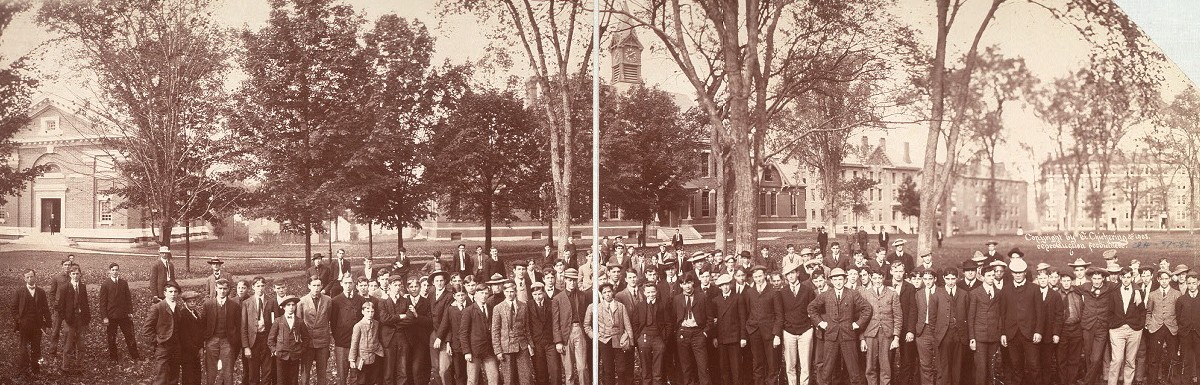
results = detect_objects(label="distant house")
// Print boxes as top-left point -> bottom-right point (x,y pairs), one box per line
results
0,98 -> 209,247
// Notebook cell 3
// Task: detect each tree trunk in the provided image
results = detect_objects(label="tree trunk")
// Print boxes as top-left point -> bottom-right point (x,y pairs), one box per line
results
185,221 -> 191,272
823,168 -> 839,235
329,218 -> 334,257
368,221 -> 374,260
918,0 -> 950,259
397,227 -> 405,250
714,138 -> 727,252
641,219 -> 649,248
159,218 -> 174,248
485,197 -> 494,252
304,222 -> 312,269
940,186 -> 954,238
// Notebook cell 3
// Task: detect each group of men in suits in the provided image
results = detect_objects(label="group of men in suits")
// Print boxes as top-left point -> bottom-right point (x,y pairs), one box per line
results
587,238 -> 1200,385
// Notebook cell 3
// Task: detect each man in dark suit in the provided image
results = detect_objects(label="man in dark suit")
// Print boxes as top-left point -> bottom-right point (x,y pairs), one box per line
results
808,268 -> 873,385
527,282 -> 560,385
744,265 -> 783,385
269,296 -> 311,385
633,283 -> 673,385
13,269 -> 51,377
306,254 -> 335,296
878,228 -> 889,250
241,277 -> 276,385
47,259 -> 70,357
887,240 -> 913,275
913,268 -> 948,385
939,268 -> 970,385
817,227 -> 829,256
461,288 -> 499,385
450,244 -> 473,277
482,247 -> 506,281
1034,264 -> 1064,385
823,242 -> 850,271
379,279 -> 413,385
672,229 -> 685,250
1176,273 -> 1200,385
711,274 -> 744,385
331,277 -> 367,385
57,265 -> 90,374
675,273 -> 712,385
1001,259 -> 1045,385
99,262 -> 141,362
203,278 -> 242,385
541,244 -> 557,267
205,258 -> 235,299
145,281 -> 184,385
969,269 -> 1003,385
297,276 -> 333,385
150,246 -> 176,300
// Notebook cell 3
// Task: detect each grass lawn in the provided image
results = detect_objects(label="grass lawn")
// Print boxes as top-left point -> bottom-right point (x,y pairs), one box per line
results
0,251 -> 306,287
97,237 -> 554,259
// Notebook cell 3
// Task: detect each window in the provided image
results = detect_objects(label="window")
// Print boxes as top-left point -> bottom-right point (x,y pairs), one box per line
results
763,167 -> 774,182
0,210 -> 6,224
450,232 -> 463,241
790,194 -> 797,216
571,231 -> 582,239
701,191 -> 711,217
759,192 -> 767,215
99,198 -> 113,224
531,231 -> 542,240
700,151 -> 712,177
769,192 -> 778,216
41,116 -> 61,136
607,205 -> 621,220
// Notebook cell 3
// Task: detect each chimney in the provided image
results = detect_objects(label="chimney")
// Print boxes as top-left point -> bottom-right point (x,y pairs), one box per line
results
878,137 -> 886,153
903,142 -> 911,164
861,136 -> 869,150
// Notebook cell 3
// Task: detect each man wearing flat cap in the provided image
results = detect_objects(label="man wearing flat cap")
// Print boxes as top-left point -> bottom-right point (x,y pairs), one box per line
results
807,268 -> 873,385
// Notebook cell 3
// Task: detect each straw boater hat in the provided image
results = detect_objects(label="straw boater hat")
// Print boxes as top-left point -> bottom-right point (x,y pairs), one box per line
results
988,260 -> 1007,269
1008,259 -> 1028,273
207,258 -> 224,265
828,268 -> 847,278
562,268 -> 580,280
159,246 -> 171,255
714,274 -> 733,286
892,239 -> 907,247
1035,262 -> 1053,272
1174,265 -> 1191,276
1067,258 -> 1092,268
1106,265 -> 1123,274
1102,249 -> 1118,260
781,262 -> 800,276
689,252 -> 708,263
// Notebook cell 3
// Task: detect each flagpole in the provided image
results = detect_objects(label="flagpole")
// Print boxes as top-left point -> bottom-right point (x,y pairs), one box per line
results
591,0 -> 602,384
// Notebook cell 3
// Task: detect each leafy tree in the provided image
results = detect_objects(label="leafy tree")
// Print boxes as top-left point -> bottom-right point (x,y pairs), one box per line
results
600,85 -> 704,247
0,2 -> 47,205
1147,86 -> 1200,232
895,176 -> 921,221
840,176 -> 878,227
39,0 -> 247,252
426,88 -> 544,251
231,0 -> 372,267
342,14 -> 472,252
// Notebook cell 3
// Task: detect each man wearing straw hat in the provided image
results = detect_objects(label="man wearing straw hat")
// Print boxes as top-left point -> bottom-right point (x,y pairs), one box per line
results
553,268 -> 590,385
808,268 -> 872,385
150,246 -> 177,301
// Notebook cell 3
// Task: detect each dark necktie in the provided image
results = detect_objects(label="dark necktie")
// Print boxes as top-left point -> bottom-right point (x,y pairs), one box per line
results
686,296 -> 693,320
314,296 -> 320,310
258,297 -> 264,321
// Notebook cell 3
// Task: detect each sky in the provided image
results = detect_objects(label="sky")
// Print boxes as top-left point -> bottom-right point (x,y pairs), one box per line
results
2,0 -> 1198,183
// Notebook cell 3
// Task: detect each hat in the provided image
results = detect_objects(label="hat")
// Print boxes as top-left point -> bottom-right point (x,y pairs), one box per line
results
961,259 -> 980,269
1106,265 -> 1122,274
562,269 -> 580,280
781,262 -> 800,276
159,246 -> 171,254
1086,267 -> 1109,277
1035,262 -> 1052,272
531,282 -> 546,290
279,295 -> 301,308
800,248 -> 813,255
724,255 -> 736,263
180,290 -> 201,300
1102,249 -> 1118,260
207,258 -> 224,265
1067,258 -> 1092,268
1008,247 -> 1024,259
714,274 -> 733,286
659,258 -> 677,267
486,273 -> 508,285
970,251 -> 987,262
750,265 -> 768,273
689,252 -> 708,263
804,258 -> 823,267
1174,264 -> 1190,275
988,260 -> 1007,269
828,268 -> 847,278
986,240 -> 999,246
512,260 -> 529,267
739,250 -> 752,259
430,271 -> 450,283
311,253 -> 325,261
892,239 -> 907,247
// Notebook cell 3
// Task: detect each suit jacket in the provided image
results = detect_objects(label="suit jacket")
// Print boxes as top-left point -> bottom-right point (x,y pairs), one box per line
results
449,252 -> 473,276
527,297 -> 555,347
1175,291 -> 1200,336
551,290 -> 588,344
12,285 -> 51,331
887,252 -> 914,274
202,297 -> 242,351
492,300 -> 532,354
586,300 -> 632,349
942,285 -> 970,343
49,273 -> 68,305
780,282 -> 816,335
331,293 -> 365,348
913,287 -> 950,342
631,299 -> 674,341
428,288 -> 453,337
149,259 -> 175,299
1000,281 -> 1045,340
958,278 -> 982,293
1109,285 -> 1146,330
297,294 -> 333,348
241,295 -> 275,348
1078,282 -> 1115,331
672,234 -> 684,249
968,286 -> 1002,342
349,319 -> 384,367
860,285 -> 901,338
333,258 -> 353,282
743,284 -> 783,337
268,315 -> 311,360
711,292 -> 745,344
878,231 -> 889,246
1146,287 -> 1181,334
807,287 -> 873,342
56,282 -> 90,326
674,292 -> 713,333
438,304 -> 466,351
614,286 -> 642,311
98,277 -> 133,320
144,300 -> 180,343
822,254 -> 851,271
459,303 -> 495,357
1036,286 -> 1064,339
408,294 -> 435,339
895,282 -> 918,336
379,295 -> 413,348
